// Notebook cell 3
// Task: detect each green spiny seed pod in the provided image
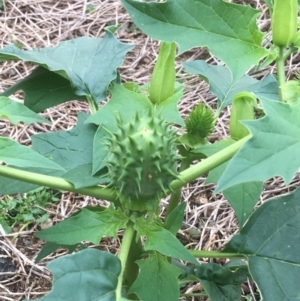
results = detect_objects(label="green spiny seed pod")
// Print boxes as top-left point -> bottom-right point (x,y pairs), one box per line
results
105,111 -> 179,211
185,103 -> 215,139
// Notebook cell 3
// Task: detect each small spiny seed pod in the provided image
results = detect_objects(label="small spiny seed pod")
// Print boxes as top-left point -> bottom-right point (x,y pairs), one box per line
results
106,110 -> 179,211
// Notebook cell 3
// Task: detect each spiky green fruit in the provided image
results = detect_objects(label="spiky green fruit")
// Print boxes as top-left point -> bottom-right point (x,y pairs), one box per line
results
106,111 -> 178,211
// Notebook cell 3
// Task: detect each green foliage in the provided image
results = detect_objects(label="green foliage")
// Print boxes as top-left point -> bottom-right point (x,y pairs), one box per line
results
0,32 -> 133,106
120,0 -> 268,81
129,252 -> 182,301
1,1 -> 300,300
0,187 -> 59,232
183,60 -> 278,109
0,96 -> 50,124
33,249 -> 121,301
36,206 -> 128,245
224,187 -> 300,300
216,96 -> 300,192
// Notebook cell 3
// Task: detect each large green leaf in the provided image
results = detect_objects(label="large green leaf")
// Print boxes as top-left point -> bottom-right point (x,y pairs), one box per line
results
134,217 -> 197,264
0,138 -> 63,170
224,187 -> 300,301
29,248 -> 120,301
121,0 -> 269,80
35,241 -> 78,263
194,140 -> 262,226
164,202 -> 185,235
35,206 -> 129,245
181,262 -> 248,301
216,97 -> 300,192
183,60 -> 278,108
0,96 -> 50,124
0,32 -> 133,104
1,67 -> 86,112
223,182 -> 263,226
31,113 -> 102,188
129,252 -> 182,301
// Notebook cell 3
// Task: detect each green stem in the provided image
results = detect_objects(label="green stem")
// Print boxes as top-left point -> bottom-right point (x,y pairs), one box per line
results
189,250 -> 245,259
165,157 -> 191,218
283,46 -> 298,61
87,95 -> 98,114
116,222 -> 135,300
0,135 -> 249,205
170,135 -> 251,191
0,165 -> 118,203
276,47 -> 286,102
124,231 -> 143,300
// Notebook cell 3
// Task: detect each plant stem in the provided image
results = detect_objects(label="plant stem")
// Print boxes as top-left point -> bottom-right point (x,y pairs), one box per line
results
189,250 -> 245,259
124,231 -> 143,300
276,47 -> 286,102
87,95 -> 98,114
116,222 -> 135,300
283,46 -> 298,61
166,157 -> 191,218
170,135 -> 251,191
0,165 -> 118,203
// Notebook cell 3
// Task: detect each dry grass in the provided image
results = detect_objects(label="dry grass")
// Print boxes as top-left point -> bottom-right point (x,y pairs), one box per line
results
0,0 -> 300,300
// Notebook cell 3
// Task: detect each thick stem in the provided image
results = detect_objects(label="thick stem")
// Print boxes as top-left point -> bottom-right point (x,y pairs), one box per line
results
165,157 -> 191,218
124,232 -> 143,300
116,222 -> 135,300
86,95 -> 98,114
276,47 -> 286,102
170,135 -> 251,191
0,165 -> 118,203
189,250 -> 245,259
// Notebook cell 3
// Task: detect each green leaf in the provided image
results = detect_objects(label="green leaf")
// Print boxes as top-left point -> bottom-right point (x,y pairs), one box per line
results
194,140 -> 262,225
164,202 -> 185,235
224,187 -> 300,301
32,113 -> 101,188
181,262 -> 248,301
149,42 -> 176,104
0,32 -> 133,104
183,60 -> 278,108
121,0 -> 269,81
1,67 -> 86,113
134,217 -> 197,264
223,182 -> 263,226
35,206 -> 129,245
216,96 -> 300,192
0,218 -> 11,234
129,252 -> 182,301
0,96 -> 50,124
30,248 -> 120,301
61,164 -> 108,189
0,137 -> 63,170
35,241 -> 78,263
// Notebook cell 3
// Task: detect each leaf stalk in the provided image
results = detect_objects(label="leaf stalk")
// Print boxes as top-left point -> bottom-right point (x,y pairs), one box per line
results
116,221 -> 135,300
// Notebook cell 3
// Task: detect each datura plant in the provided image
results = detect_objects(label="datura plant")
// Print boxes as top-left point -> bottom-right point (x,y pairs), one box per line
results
1,0 -> 300,300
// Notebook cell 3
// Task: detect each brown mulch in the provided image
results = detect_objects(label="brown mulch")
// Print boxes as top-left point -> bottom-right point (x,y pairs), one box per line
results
0,1 -> 299,300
